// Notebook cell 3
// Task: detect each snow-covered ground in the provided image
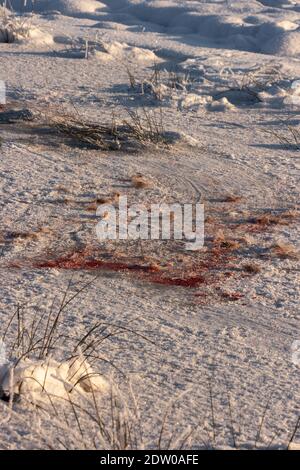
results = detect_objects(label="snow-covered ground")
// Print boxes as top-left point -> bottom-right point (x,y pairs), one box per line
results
0,0 -> 299,449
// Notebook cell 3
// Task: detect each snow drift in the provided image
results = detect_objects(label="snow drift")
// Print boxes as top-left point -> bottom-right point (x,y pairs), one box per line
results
3,0 -> 300,57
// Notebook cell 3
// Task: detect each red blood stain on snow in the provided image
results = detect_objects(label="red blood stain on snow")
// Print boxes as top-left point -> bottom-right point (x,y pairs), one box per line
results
13,243 -> 237,289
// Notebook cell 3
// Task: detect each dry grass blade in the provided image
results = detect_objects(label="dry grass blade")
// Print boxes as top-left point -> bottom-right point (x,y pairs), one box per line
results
243,263 -> 261,274
124,107 -> 169,146
254,393 -> 273,448
264,116 -> 300,151
208,378 -> 216,448
158,401 -> 175,450
1,276 -> 99,364
225,380 -> 237,449
42,275 -> 99,357
287,415 -> 300,450
2,303 -> 25,342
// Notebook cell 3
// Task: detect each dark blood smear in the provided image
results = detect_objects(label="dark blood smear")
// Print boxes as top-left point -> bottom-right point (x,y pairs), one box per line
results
8,241 -> 237,290
33,251 -> 207,288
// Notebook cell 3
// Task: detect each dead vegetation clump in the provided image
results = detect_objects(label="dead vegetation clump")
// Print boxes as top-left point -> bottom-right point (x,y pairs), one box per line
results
265,117 -> 300,151
213,230 -> 241,251
126,63 -> 192,101
243,263 -> 261,274
0,8 -> 32,43
271,241 -> 299,260
214,63 -> 284,106
223,194 -> 243,203
6,231 -> 38,240
86,192 -> 120,212
47,113 -> 122,151
38,107 -> 172,151
123,108 -> 171,147
250,209 -> 299,228
131,174 -> 152,189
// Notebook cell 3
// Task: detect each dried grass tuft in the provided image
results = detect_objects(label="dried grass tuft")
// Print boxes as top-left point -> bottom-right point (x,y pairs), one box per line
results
213,230 -> 240,251
37,107 -> 171,151
131,174 -> 152,189
243,263 -> 261,274
223,194 -> 243,203
271,241 -> 299,260
0,8 -> 32,43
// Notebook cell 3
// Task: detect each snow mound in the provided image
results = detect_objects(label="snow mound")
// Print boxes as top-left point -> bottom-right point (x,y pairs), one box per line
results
58,37 -> 160,62
262,31 -> 300,57
208,97 -> 236,112
283,80 -> 300,106
25,26 -> 54,45
275,20 -> 299,32
0,1 -> 105,16
0,357 -> 109,404
179,93 -> 211,111
0,25 -> 53,45
289,442 -> 300,450
101,41 -> 159,62
0,10 -> 54,45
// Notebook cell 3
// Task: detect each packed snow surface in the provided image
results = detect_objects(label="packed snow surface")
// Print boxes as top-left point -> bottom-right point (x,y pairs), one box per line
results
0,0 -> 299,450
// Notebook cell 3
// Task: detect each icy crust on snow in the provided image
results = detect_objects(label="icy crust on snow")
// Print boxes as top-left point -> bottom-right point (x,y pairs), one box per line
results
0,356 -> 109,404
3,0 -> 300,56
